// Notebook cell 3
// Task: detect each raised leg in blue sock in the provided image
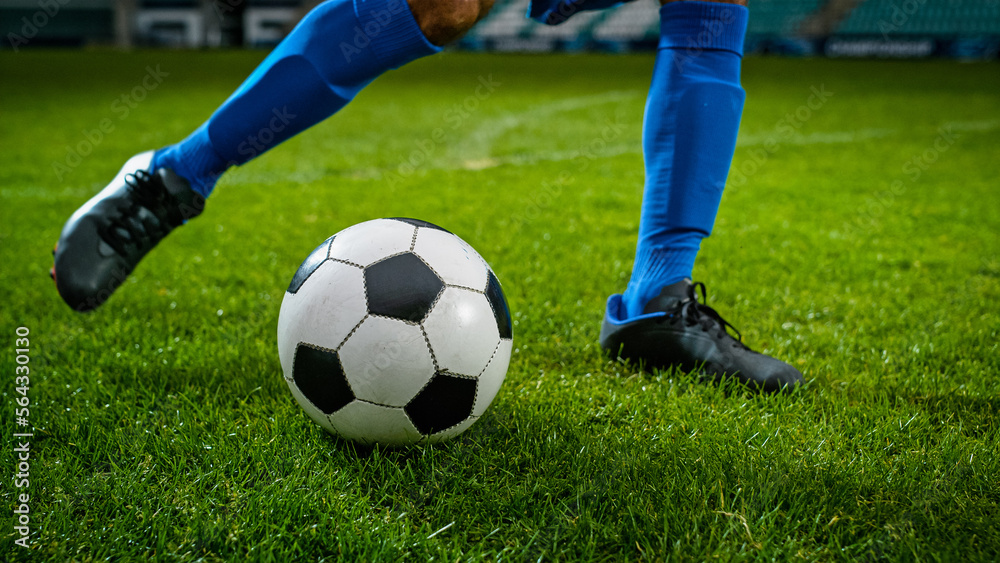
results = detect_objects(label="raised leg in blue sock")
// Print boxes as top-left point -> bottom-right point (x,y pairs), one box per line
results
151,0 -> 485,197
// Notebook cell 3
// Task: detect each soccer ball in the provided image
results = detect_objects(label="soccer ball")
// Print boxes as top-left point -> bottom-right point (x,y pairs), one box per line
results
277,218 -> 513,446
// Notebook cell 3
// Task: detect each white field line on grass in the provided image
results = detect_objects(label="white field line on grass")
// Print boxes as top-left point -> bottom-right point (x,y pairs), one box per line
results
450,89 -> 641,164
220,115 -> 999,184
453,127 -> 895,171
944,118 -> 1000,132
13,119 -> 997,196
455,127 -> 897,171
449,118 -> 999,172
735,128 -> 894,147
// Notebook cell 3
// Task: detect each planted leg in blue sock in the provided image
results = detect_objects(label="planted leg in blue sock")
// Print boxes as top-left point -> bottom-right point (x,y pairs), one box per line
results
600,1 -> 803,391
619,0 -> 747,320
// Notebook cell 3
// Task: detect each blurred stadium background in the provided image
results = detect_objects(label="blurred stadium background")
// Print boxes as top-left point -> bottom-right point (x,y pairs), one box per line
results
3,0 -> 999,58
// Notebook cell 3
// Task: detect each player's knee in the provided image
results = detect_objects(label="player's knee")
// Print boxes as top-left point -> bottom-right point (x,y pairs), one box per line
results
408,0 -> 490,46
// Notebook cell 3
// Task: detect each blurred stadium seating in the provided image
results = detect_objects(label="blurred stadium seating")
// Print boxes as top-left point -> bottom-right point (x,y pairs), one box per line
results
2,0 -> 115,48
135,0 -> 203,47
828,0 -> 1000,57
839,0 -> 1000,36
461,0 -> 826,51
3,0 -> 998,57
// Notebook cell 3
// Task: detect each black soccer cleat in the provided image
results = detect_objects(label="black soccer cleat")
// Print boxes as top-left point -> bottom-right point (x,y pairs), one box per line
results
599,279 -> 804,393
52,151 -> 205,312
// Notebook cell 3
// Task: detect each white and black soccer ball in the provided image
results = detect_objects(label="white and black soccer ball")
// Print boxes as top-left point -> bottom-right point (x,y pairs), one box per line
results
277,218 -> 513,446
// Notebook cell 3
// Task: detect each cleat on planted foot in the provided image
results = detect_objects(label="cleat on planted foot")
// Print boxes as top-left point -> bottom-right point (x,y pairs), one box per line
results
599,279 -> 804,393
52,151 -> 205,312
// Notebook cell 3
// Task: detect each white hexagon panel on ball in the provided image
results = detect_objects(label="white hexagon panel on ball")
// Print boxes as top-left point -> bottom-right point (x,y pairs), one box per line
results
338,316 -> 436,407
423,287 -> 500,378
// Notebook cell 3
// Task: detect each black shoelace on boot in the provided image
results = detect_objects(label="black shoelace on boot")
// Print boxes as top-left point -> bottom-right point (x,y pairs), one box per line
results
659,282 -> 747,350
102,170 -> 181,257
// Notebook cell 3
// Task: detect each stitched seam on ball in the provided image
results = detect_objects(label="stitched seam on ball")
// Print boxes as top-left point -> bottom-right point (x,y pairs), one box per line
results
359,262 -> 370,312
404,368 -> 475,437
418,324 -> 440,372
475,259 -> 491,291
430,421 -> 463,435
421,279 -> 448,322
365,250 -> 412,269
288,257 -> 327,294
409,379 -> 473,437
409,225 -> 419,251
476,339 -> 502,379
443,282 -> 483,293
412,232 -> 488,291
440,286 -> 478,301
484,274 -> 512,339
327,257 -> 365,269
366,312 -> 425,326
433,286 -> 485,339
287,343 -> 303,384
436,369 -> 476,380
294,340 -> 357,401
470,341 -> 500,413
353,397 -> 410,410
324,412 -> 351,439
411,252 -> 448,287
409,414 -> 426,442
418,286 -> 479,373
336,314 -> 369,352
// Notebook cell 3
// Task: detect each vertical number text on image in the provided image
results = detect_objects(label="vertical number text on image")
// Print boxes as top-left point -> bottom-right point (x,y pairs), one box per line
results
13,326 -> 33,549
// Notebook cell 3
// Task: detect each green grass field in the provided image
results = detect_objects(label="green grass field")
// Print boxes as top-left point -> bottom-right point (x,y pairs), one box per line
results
1,50 -> 999,561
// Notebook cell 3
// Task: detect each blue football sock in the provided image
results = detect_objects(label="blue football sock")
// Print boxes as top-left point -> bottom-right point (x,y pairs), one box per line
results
152,0 -> 440,197
620,1 -> 747,319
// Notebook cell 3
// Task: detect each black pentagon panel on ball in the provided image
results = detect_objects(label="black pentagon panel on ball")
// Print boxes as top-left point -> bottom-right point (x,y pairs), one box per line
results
405,372 -> 477,435
292,343 -> 355,414
387,217 -> 452,234
287,236 -> 333,294
365,253 -> 444,323
485,271 -> 513,340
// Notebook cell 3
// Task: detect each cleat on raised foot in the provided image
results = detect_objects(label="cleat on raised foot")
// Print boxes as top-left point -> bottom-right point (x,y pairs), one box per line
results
52,151 -> 205,312
599,279 -> 804,393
